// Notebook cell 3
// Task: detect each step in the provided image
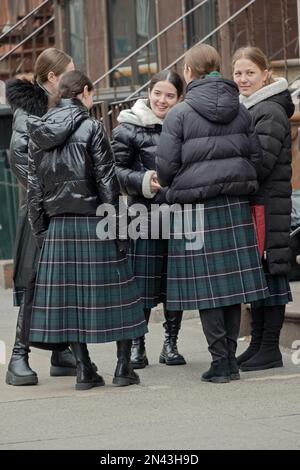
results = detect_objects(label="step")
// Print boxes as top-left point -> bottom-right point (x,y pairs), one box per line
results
0,260 -> 13,289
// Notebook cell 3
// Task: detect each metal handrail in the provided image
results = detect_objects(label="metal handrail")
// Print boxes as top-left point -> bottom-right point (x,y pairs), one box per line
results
0,0 -> 52,42
92,0 -> 210,87
0,16 -> 54,63
126,0 -> 257,100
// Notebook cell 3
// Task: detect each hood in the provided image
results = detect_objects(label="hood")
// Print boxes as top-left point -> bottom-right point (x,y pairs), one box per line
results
185,77 -> 240,124
27,98 -> 89,150
6,79 -> 48,117
240,77 -> 295,118
117,98 -> 163,127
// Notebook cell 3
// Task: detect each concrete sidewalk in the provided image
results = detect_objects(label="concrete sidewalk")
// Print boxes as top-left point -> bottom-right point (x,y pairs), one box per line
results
1,286 -> 300,450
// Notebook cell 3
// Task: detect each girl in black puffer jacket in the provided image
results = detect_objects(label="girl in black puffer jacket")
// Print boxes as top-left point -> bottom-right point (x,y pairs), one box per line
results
5,48 -> 77,387
233,46 -> 294,372
27,71 -> 147,390
157,44 -> 269,383
111,71 -> 186,369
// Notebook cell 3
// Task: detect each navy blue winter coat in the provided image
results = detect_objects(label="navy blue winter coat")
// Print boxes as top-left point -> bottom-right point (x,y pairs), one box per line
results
157,77 -> 262,204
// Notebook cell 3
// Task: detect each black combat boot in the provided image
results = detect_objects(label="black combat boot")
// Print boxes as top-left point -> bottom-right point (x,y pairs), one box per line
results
50,348 -> 77,376
237,307 -> 264,366
240,306 -> 285,371
159,309 -> 186,365
130,308 -> 151,369
6,301 -> 38,386
201,358 -> 231,383
70,343 -> 104,391
113,340 -> 140,386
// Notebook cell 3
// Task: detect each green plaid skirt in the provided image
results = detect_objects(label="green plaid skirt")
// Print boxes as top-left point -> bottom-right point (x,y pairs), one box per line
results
251,274 -> 292,307
129,239 -> 168,309
29,216 -> 147,344
166,196 -> 269,311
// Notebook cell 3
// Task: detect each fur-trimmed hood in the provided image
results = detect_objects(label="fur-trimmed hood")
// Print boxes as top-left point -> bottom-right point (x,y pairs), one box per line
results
6,79 -> 49,117
117,98 -> 163,127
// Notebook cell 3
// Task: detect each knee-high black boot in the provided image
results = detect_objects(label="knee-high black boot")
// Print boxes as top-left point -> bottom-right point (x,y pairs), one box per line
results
130,308 -> 151,369
70,343 -> 104,391
237,306 -> 264,366
224,304 -> 241,380
240,305 -> 285,371
113,340 -> 140,386
159,308 -> 186,366
199,308 -> 230,383
6,300 -> 38,386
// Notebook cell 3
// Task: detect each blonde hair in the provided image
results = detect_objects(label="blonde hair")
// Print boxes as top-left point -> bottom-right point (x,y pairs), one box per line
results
184,43 -> 221,80
34,48 -> 72,84
232,46 -> 273,85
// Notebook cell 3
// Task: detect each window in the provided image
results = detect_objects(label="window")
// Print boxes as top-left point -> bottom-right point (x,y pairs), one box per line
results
107,0 -> 157,87
186,0 -> 216,47
65,0 -> 86,70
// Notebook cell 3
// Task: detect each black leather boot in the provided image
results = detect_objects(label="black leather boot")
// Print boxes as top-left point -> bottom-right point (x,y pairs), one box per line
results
241,305 -> 285,371
130,308 -> 151,369
6,301 -> 38,386
201,358 -> 231,383
237,307 -> 264,366
70,343 -> 104,391
159,309 -> 186,365
113,340 -> 140,386
50,348 -> 77,376
224,304 -> 241,380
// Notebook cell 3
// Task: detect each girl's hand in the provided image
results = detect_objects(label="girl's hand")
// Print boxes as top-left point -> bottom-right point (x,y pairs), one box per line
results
150,172 -> 162,193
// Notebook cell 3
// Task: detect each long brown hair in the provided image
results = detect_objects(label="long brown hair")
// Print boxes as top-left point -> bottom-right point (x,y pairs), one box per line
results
232,46 -> 273,85
184,43 -> 221,80
34,48 -> 72,84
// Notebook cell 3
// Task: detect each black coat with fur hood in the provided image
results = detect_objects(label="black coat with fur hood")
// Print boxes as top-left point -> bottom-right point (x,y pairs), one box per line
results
6,79 -> 48,190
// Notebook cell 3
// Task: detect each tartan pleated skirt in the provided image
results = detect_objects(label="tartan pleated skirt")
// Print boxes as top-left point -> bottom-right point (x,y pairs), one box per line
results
251,273 -> 292,307
166,196 -> 269,311
129,239 -> 168,309
29,216 -> 148,344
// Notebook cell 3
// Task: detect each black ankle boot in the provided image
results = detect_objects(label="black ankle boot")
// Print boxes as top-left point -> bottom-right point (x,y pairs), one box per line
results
240,306 -> 285,372
237,307 -> 264,366
50,348 -> 77,376
228,357 -> 240,380
113,340 -> 140,387
70,343 -> 104,391
159,310 -> 186,366
130,308 -> 150,369
201,358 -> 231,383
6,301 -> 38,386
130,336 -> 149,369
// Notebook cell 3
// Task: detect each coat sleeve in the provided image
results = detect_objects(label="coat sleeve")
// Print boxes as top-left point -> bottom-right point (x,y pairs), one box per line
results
27,142 -> 49,240
252,104 -> 287,182
111,123 -> 154,198
90,121 -> 121,208
9,110 -> 29,188
156,107 -> 183,187
247,118 -> 264,177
